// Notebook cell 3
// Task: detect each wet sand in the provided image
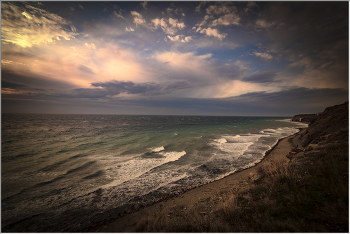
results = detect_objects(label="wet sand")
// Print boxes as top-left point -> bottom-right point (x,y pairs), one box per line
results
87,128 -> 307,232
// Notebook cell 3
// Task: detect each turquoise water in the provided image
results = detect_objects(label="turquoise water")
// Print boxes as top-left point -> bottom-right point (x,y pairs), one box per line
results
1,114 -> 307,231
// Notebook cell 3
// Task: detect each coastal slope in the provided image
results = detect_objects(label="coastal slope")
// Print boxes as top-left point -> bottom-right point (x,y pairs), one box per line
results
87,102 -> 349,232
295,101 -> 348,147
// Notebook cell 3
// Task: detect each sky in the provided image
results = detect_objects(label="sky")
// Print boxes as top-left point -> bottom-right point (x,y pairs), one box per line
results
1,1 -> 349,116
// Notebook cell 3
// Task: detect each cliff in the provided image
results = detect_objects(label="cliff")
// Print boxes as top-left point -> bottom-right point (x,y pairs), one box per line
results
292,114 -> 319,123
297,102 -> 349,147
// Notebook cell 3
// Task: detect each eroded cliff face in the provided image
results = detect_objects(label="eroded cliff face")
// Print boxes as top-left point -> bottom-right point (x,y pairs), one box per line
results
297,102 -> 349,147
292,114 -> 319,124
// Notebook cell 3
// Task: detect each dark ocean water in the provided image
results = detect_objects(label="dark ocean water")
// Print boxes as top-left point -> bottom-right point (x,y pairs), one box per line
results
1,114 -> 307,232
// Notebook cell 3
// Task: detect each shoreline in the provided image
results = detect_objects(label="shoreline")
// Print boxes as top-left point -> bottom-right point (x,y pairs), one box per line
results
85,127 -> 307,232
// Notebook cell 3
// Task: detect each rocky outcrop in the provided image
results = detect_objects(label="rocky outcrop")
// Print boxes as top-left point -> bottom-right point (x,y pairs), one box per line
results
292,114 -> 319,124
298,102 -> 349,147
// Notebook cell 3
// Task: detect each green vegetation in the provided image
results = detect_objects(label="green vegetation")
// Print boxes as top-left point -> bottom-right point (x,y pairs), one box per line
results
134,142 -> 348,232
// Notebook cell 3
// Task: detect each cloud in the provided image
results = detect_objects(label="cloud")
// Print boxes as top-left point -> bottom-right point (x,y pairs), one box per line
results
155,51 -> 212,71
2,80 -> 27,89
141,1 -> 147,9
211,12 -> 240,26
1,2 -> 77,47
84,43 -> 96,49
151,17 -> 185,35
131,11 -> 145,26
67,80 -> 194,99
195,1 -> 208,12
1,70 -> 75,91
90,80 -> 162,96
255,19 -> 277,28
167,7 -> 173,14
199,2 -> 240,28
199,27 -> 227,40
167,35 -> 192,43
1,2 -> 348,116
71,25 -> 77,33
151,52 -> 253,98
228,87 -> 349,113
113,10 -> 124,19
254,52 -> 273,60
65,87 -> 350,115
257,2 -> 348,91
125,27 -> 135,32
247,2 -> 258,8
151,51 -> 250,96
181,36 -> 192,43
195,15 -> 213,29
205,2 -> 236,15
242,70 -> 277,83
2,32 -> 148,88
167,35 -> 181,41
291,64 -> 348,90
168,18 -> 185,29
151,18 -> 163,27
2,86 -> 348,116
21,11 -> 32,19
153,51 -> 216,85
78,65 -> 95,74
245,1 -> 258,13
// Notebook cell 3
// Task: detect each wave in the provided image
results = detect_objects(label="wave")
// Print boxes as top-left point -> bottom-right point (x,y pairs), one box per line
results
15,151 -> 36,159
149,146 -> 165,153
83,170 -> 104,180
275,119 -> 309,127
210,126 -> 300,161
224,134 -> 262,143
40,158 -> 72,172
275,118 -> 293,122
5,161 -> 97,200
261,128 -> 277,133
213,138 -> 227,144
102,151 -> 186,188
69,153 -> 88,159
66,161 -> 96,174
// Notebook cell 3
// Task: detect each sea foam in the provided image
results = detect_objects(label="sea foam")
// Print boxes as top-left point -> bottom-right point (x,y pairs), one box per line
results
149,146 -> 165,153
103,150 -> 186,188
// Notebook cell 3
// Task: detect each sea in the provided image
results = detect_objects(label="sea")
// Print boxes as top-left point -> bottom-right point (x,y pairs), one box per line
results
1,114 -> 308,232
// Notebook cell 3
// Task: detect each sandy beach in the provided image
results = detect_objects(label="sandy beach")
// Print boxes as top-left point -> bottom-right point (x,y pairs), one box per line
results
86,128 -> 307,232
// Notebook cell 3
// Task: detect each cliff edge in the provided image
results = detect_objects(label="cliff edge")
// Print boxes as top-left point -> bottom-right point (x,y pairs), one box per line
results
292,114 -> 319,123
295,102 -> 349,147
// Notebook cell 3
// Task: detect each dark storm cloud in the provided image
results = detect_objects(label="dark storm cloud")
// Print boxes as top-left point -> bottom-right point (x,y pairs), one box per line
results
164,81 -> 192,91
2,80 -> 27,89
66,80 -> 193,99
2,51 -> 36,59
2,86 -> 348,116
242,70 -> 276,83
1,70 -> 74,90
90,80 -> 162,96
123,87 -> 347,114
71,87 -> 347,116
247,2 -> 349,89
225,87 -> 349,113
258,2 -> 348,64
263,2 -> 348,50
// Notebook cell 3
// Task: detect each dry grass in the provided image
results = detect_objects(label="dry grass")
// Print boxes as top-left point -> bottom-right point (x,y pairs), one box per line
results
134,141 -> 349,232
